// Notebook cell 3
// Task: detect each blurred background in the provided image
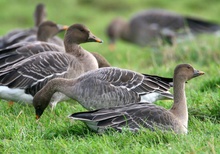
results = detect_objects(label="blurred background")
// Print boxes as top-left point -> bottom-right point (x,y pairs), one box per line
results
0,0 -> 220,74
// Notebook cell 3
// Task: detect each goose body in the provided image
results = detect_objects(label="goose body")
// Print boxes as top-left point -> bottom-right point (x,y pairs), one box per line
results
0,52 -> 84,106
69,64 -> 204,134
107,9 -> 220,47
33,67 -> 174,119
0,24 -> 102,107
0,42 -> 110,70
0,42 -> 64,69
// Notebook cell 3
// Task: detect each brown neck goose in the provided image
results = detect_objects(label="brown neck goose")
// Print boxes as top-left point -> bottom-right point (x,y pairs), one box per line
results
107,9 -> 220,47
0,42 -> 110,70
20,20 -> 68,46
0,23 -> 102,108
69,64 -> 204,134
33,67 -> 174,119
0,3 -> 47,49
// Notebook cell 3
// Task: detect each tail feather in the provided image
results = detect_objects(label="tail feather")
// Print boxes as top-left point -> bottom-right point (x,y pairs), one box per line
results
186,17 -> 220,33
142,74 -> 173,87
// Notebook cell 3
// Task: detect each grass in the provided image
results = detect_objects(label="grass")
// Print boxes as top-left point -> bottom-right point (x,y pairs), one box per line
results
0,0 -> 220,153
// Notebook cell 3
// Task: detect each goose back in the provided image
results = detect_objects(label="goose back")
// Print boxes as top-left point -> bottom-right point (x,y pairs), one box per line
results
70,102 -> 183,133
0,52 -> 82,96
33,66 -> 173,117
0,42 -> 64,70
64,67 -> 173,109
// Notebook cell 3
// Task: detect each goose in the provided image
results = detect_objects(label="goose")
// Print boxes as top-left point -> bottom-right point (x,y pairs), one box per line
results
0,3 -> 47,48
19,20 -> 68,46
0,24 -> 108,69
69,64 -> 204,134
107,9 -> 220,48
33,66 -> 174,119
0,23 -> 103,108
0,41 -> 110,70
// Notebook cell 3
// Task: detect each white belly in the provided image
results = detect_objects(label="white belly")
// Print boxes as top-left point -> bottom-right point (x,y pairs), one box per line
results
140,92 -> 162,103
0,86 -> 33,105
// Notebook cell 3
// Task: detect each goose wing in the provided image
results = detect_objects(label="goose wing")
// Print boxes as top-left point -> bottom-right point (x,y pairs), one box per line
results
0,29 -> 37,49
92,67 -> 173,99
0,42 -> 64,69
70,102 -> 177,133
0,52 -> 73,96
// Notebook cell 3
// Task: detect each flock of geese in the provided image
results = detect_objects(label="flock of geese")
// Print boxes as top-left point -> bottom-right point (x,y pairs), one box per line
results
3,3 -> 219,134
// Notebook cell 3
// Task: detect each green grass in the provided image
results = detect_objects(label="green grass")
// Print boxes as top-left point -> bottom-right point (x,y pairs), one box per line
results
0,0 -> 220,153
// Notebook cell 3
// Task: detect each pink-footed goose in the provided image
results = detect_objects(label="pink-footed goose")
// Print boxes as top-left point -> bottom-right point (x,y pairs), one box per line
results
33,67 -> 174,119
0,24 -> 102,108
107,9 -> 220,48
0,25 -> 109,69
0,3 -> 47,49
19,20 -> 68,46
69,64 -> 204,134
0,43 -> 110,70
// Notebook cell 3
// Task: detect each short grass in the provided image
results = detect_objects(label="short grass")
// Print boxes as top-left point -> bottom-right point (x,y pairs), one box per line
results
0,0 -> 220,153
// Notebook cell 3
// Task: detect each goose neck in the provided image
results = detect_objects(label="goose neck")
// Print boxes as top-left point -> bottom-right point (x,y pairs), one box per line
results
170,76 -> 188,128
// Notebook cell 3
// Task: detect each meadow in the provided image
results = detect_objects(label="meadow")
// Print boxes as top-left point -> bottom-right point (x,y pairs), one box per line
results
0,0 -> 219,153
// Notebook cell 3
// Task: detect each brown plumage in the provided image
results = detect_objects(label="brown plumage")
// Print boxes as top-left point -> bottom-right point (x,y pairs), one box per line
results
19,20 -> 68,46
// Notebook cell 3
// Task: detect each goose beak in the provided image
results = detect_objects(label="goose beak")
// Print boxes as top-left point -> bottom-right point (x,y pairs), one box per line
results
88,33 -> 103,43
58,25 -> 69,32
193,69 -> 205,77
35,108 -> 44,120
36,115 -> 40,120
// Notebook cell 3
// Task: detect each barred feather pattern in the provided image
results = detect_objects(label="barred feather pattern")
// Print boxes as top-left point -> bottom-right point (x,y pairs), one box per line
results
0,52 -> 74,96
0,42 -> 64,69
66,67 -> 173,109
69,102 -> 184,133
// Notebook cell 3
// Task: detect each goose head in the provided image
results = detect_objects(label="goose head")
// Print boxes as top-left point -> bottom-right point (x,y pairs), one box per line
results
35,103 -> 47,120
37,21 -> 68,41
64,24 -> 103,45
174,64 -> 205,82
106,17 -> 127,50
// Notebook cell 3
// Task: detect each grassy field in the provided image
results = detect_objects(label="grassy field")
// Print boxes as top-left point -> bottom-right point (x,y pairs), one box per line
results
0,0 -> 220,153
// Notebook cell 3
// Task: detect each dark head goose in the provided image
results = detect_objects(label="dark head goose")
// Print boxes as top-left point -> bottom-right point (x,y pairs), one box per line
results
0,3 -> 47,49
33,67 -> 174,119
0,41 -> 110,70
0,24 -> 102,108
69,64 -> 204,134
20,20 -> 68,46
107,9 -> 220,48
